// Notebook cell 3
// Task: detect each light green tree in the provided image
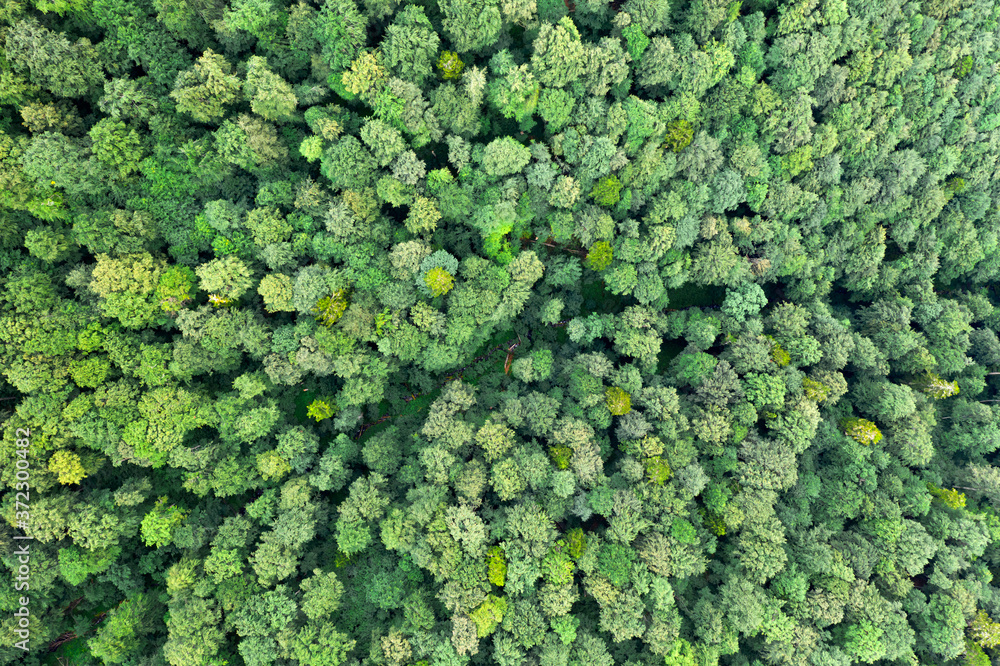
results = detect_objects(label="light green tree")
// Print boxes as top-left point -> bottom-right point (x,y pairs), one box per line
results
244,56 -> 298,121
482,136 -> 531,177
195,256 -> 255,300
48,450 -> 86,485
383,5 -> 439,85
170,49 -> 242,122
140,497 -> 188,548
439,0 -> 502,53
530,16 -> 587,88
258,274 -> 295,312
910,372 -> 960,399
840,417 -> 883,446
89,118 -> 145,179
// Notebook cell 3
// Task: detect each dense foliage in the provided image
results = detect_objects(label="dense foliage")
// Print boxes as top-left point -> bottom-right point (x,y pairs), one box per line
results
4,0 -> 1000,665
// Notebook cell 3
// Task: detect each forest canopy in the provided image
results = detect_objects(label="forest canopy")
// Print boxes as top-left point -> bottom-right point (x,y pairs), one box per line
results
3,0 -> 1000,665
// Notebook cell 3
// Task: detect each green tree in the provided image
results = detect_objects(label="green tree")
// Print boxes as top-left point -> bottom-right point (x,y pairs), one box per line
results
20,100 -> 84,134
531,16 -> 587,87
195,255 -> 255,300
88,593 -> 160,665
439,0 -> 502,53
622,23 -> 650,62
4,18 -> 104,97
605,386 -> 632,415
170,49 -> 242,122
437,50 -> 465,79
141,497 -> 188,547
258,273 -> 295,312
47,449 -> 87,485
590,174 -> 623,206
721,281 -> 767,324
842,619 -> 886,664
482,136 -> 532,177
90,252 -> 167,328
840,417 -> 883,446
315,0 -> 369,74
23,226 -> 71,263
89,118 -> 145,178
384,5 -> 439,85
917,594 -> 967,661
300,570 -> 345,620
321,135 -> 376,191
216,114 -> 290,170
163,598 -> 225,666
21,131 -> 104,197
537,86 -> 575,132
244,56 -> 298,121
488,51 -> 540,125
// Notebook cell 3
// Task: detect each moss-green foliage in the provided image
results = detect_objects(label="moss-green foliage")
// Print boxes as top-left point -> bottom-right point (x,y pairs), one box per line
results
487,546 -> 507,587
743,371 -> 786,409
140,497 -> 188,548
969,610 -> 1000,649
590,174 -> 622,207
840,417 -> 883,446
701,508 -> 726,536
469,594 -> 507,637
59,545 -> 121,586
663,638 -> 698,666
927,483 -> 966,509
766,335 -> 791,366
945,176 -> 967,195
548,444 -> 572,469
621,24 -> 649,62
564,528 -> 587,559
541,545 -> 575,585
585,240 -> 613,271
48,450 -> 87,484
155,266 -> 196,312
965,640 -> 990,666
306,397 -> 338,421
801,377 -> 830,402
313,289 -> 350,327
955,55 -> 973,79
423,266 -> 455,297
726,0 -> 741,22
597,542 -> 634,587
256,449 -> 292,481
664,119 -> 694,152
673,351 -> 719,387
605,386 -> 631,415
911,372 -> 960,399
437,51 -> 465,79
670,517 -> 698,545
644,455 -> 672,485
